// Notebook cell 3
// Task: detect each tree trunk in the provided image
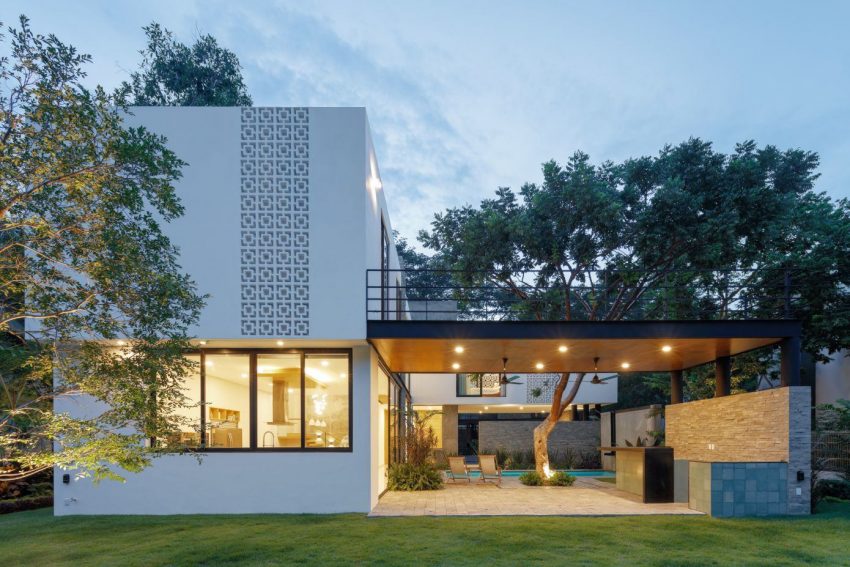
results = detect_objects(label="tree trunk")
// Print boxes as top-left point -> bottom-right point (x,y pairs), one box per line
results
533,372 -> 586,477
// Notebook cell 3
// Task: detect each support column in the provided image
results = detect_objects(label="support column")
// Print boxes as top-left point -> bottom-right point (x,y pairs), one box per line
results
670,369 -> 683,404
570,405 -> 578,421
780,336 -> 801,387
715,356 -> 731,397
582,404 -> 590,421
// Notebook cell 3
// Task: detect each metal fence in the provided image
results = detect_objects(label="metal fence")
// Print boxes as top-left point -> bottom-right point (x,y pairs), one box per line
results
367,267 -> 808,322
813,431 -> 850,473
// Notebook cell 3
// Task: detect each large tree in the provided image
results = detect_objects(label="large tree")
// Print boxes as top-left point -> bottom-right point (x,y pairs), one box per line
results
420,140 -> 850,476
116,22 -> 252,106
0,17 -> 205,481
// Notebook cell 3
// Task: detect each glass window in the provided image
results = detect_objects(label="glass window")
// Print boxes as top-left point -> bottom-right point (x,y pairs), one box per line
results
304,354 -> 350,448
457,373 -> 505,397
256,354 -> 302,449
167,355 -> 201,448
204,354 -> 250,448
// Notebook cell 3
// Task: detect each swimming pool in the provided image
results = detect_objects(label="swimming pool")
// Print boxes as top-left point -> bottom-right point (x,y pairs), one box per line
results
460,470 -> 614,478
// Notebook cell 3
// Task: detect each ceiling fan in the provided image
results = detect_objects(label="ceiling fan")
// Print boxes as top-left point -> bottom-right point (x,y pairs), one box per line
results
497,357 -> 523,386
589,357 -> 611,385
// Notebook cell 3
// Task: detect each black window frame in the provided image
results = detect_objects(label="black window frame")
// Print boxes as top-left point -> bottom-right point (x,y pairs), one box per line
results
455,373 -> 507,397
183,347 -> 353,453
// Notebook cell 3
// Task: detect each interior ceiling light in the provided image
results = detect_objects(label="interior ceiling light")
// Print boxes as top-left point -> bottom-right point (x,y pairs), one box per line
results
558,345 -> 568,353
535,362 -> 544,370
661,344 -> 672,353
621,362 -> 631,369
276,340 -> 285,346
454,346 -> 464,353
198,340 -> 207,346
484,406 -> 489,410
452,362 -> 460,370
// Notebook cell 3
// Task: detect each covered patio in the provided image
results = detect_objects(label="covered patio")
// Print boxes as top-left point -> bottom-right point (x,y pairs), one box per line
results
371,476 -> 700,517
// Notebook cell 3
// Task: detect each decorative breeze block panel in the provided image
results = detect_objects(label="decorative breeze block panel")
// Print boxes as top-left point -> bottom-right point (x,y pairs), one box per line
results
240,107 -> 310,337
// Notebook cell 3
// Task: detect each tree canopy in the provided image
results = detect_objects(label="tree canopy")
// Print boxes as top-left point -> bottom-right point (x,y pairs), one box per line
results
418,138 -> 850,475
420,139 -> 850,357
116,22 -> 252,106
1,16 -> 205,481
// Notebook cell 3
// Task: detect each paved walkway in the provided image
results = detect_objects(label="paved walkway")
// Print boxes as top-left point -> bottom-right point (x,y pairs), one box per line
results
370,477 -> 701,517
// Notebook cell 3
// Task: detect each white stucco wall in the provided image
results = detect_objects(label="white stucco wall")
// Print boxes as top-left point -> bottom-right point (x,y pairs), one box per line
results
121,107 -> 403,341
55,345 -> 376,515
410,373 -> 618,406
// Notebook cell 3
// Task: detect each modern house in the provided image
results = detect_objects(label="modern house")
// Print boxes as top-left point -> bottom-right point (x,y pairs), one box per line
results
55,106 -> 812,517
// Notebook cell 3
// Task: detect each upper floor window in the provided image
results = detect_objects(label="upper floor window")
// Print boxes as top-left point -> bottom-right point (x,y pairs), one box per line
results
456,373 -> 505,397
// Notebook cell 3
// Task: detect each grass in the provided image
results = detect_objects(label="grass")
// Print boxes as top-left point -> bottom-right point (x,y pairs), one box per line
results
1,502 -> 849,566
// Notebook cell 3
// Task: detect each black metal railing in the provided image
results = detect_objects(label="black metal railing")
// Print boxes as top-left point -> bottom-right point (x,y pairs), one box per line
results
366,268 -> 808,322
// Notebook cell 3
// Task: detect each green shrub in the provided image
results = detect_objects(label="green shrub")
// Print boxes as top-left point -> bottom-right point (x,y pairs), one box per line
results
547,471 -> 576,486
0,495 -> 53,514
387,463 -> 443,491
519,471 -> 543,486
814,479 -> 850,502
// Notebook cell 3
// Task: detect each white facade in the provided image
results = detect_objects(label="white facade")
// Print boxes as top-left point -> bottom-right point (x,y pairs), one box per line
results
54,107 -> 615,516
411,372 -> 617,408
55,107 -> 402,515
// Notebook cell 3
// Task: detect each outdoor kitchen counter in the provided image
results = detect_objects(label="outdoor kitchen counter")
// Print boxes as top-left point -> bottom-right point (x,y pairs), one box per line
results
599,447 -> 674,503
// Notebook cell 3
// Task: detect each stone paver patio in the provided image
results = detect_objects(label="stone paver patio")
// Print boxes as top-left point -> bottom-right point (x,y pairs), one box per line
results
370,477 -> 702,517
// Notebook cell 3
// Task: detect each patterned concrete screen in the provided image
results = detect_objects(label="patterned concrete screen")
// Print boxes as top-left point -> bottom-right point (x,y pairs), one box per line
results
239,107 -> 310,337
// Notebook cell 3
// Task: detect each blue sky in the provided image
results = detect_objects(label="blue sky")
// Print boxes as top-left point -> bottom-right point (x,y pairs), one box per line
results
5,1 -> 850,243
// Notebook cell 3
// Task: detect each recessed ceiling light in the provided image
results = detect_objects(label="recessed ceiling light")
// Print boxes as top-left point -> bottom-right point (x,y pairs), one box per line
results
519,406 -> 524,410
321,360 -> 329,367
454,346 -> 465,354
198,340 -> 207,346
117,340 -> 126,346
661,345 -> 672,353
478,410 -> 482,414
621,362 -> 631,369
558,345 -> 568,353
484,406 -> 489,410
452,363 -> 460,370
535,362 -> 544,370
276,340 -> 284,346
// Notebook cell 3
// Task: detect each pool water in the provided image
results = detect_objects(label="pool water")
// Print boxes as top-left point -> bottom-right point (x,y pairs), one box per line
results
462,470 -> 614,478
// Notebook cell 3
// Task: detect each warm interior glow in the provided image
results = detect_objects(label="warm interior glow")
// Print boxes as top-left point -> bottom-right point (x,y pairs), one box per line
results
558,345 -> 568,353
454,346 -> 465,353
621,362 -> 631,369
661,345 -> 672,352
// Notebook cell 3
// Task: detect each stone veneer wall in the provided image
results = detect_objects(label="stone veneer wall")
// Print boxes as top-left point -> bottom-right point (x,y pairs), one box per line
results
479,420 -> 599,454
667,387 -> 811,516
666,388 -> 791,462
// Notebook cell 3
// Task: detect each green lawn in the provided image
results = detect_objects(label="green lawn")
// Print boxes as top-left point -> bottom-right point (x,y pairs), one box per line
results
2,502 -> 849,566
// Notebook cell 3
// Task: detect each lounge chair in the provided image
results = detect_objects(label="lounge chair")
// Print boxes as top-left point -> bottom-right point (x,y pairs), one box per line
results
478,454 -> 502,486
447,456 -> 472,483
